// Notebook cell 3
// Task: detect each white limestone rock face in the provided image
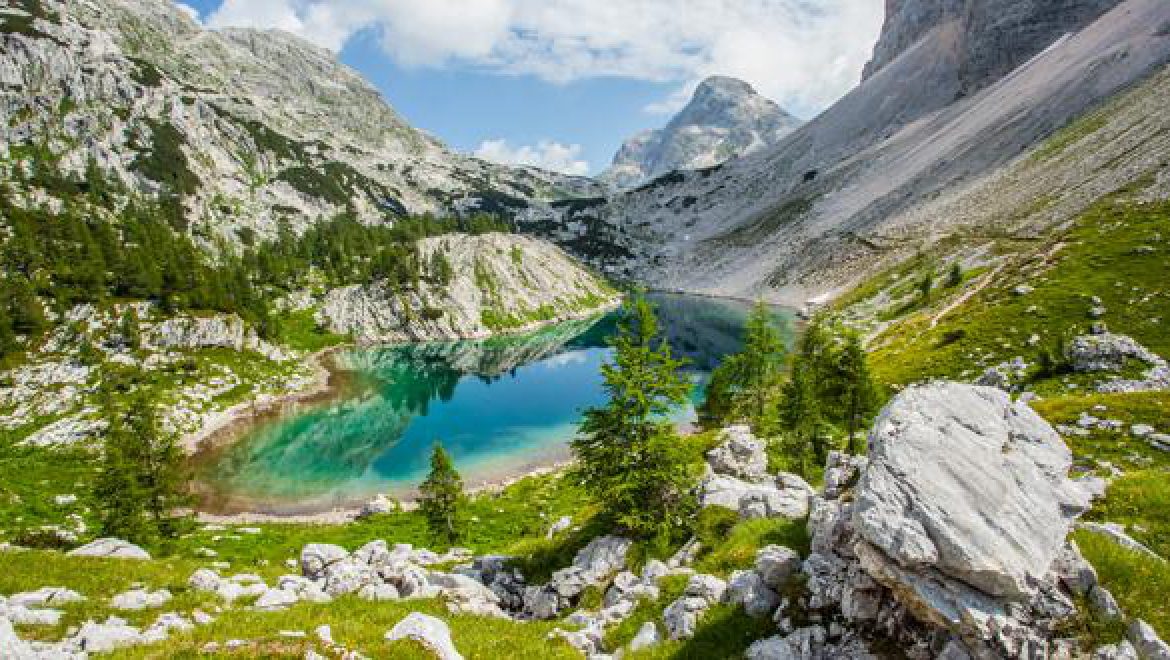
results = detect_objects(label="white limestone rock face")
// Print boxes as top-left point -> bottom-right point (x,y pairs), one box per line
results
522,536 -> 632,619
706,425 -> 770,481
854,382 -> 1090,600
385,612 -> 463,660
318,233 -> 616,344
599,76 -> 802,189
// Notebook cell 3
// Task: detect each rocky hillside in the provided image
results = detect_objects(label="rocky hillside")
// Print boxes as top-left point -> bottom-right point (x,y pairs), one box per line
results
521,0 -> 1170,303
598,77 -> 802,190
317,233 -> 617,343
0,0 -> 602,243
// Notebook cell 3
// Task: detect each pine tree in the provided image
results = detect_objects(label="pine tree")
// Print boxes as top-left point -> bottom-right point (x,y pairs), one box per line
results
93,391 -> 188,543
946,262 -> 963,288
837,331 -> 881,454
697,301 -> 786,433
572,295 -> 697,537
119,308 -> 141,350
419,442 -> 465,545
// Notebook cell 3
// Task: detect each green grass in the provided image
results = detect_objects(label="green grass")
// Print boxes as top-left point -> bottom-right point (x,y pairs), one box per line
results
1074,530 -> 1170,639
1032,392 -> 1170,474
865,198 -> 1170,387
693,511 -> 810,577
273,309 -> 348,353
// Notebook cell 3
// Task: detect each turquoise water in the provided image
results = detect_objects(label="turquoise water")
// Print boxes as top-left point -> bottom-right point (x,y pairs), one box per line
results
195,294 -> 794,513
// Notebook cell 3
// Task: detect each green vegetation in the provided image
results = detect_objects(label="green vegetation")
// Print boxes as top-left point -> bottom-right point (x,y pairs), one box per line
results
572,295 -> 698,538
93,389 -> 190,545
419,443 -> 466,545
1074,529 -> 1170,638
698,302 -> 787,434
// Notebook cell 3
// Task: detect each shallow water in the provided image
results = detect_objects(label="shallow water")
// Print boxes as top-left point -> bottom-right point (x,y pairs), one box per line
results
193,294 -> 795,513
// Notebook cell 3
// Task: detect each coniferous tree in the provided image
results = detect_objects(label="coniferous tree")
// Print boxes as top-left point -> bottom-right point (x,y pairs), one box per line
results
419,442 -> 465,545
836,331 -> 881,454
572,295 -> 697,537
946,262 -> 963,288
93,391 -> 188,543
698,302 -> 786,433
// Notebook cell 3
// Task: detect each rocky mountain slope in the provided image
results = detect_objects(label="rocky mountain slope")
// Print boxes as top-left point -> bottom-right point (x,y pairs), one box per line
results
522,0 -> 1170,305
317,233 -> 617,343
598,77 -> 802,190
0,0 -> 602,243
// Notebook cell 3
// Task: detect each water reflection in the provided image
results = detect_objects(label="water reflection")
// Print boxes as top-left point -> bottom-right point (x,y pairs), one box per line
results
194,294 -> 791,512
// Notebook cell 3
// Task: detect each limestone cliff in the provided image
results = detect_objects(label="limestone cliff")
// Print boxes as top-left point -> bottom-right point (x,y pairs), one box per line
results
317,233 -> 617,344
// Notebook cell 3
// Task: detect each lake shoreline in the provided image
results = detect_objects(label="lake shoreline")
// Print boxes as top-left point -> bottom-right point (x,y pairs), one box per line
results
181,297 -> 623,457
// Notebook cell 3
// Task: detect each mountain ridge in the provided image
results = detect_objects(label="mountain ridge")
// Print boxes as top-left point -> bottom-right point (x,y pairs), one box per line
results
599,76 -> 802,189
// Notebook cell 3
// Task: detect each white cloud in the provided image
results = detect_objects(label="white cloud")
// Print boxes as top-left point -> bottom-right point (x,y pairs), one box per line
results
474,139 -> 590,176
205,0 -> 885,118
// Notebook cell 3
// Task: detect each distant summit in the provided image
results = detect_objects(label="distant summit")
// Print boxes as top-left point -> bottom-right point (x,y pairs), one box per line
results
599,76 -> 802,189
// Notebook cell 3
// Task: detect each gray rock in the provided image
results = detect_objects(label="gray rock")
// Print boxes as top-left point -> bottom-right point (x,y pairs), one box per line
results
358,494 -> 395,518
1089,585 -> 1124,620
727,569 -> 781,618
254,588 -> 299,611
1066,333 -> 1166,372
358,583 -> 400,602
662,595 -> 711,640
629,621 -> 661,651
756,545 -> 802,590
702,470 -> 813,520
8,587 -> 85,608
706,425 -> 770,481
546,515 -> 573,539
1128,619 -> 1170,660
1079,522 -> 1164,560
110,588 -> 171,611
301,543 -> 349,580
188,569 -> 223,592
1095,640 -> 1140,660
683,573 -> 727,604
854,382 -> 1090,600
68,538 -> 150,560
322,557 -> 380,597
385,612 -> 463,660
71,617 -> 145,652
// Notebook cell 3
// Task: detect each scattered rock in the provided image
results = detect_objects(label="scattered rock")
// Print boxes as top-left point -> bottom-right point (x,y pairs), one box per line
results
1128,619 -> 1170,660
1079,522 -> 1164,560
546,515 -> 572,539
68,538 -> 150,560
385,612 -> 463,660
756,545 -> 802,590
110,588 -> 172,611
8,587 -> 85,608
706,425 -> 770,481
358,494 -> 396,518
301,543 -> 349,580
727,569 -> 781,618
629,621 -> 661,651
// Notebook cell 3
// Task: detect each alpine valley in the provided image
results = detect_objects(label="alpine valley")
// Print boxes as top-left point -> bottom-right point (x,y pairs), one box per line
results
1,0 -> 1170,659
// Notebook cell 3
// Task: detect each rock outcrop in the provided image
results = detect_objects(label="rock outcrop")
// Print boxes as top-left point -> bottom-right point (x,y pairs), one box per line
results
699,426 -> 814,520
318,233 -> 616,343
600,76 -> 801,189
804,382 -> 1096,658
67,538 -> 151,561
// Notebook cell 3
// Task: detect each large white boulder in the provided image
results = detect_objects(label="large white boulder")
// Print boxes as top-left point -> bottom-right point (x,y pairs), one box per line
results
854,382 -> 1090,600
68,538 -> 150,560
301,543 -> 349,579
385,612 -> 463,660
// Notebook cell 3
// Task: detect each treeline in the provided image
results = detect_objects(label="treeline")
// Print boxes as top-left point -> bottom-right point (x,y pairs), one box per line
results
699,304 -> 883,476
0,165 -> 509,357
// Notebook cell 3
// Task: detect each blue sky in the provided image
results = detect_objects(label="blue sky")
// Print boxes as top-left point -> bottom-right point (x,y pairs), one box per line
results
176,0 -> 884,175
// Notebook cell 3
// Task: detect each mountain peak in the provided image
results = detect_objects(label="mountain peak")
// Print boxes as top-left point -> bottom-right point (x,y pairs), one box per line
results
600,76 -> 802,189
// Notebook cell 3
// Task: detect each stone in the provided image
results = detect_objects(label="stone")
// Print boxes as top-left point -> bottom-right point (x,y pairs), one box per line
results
1051,541 -> 1099,597
756,545 -> 802,590
358,494 -> 395,518
1066,333 -> 1165,372
301,543 -> 349,579
546,515 -> 573,539
1089,585 -> 1124,620
523,536 -> 632,619
702,470 -> 813,520
68,538 -> 150,560
629,621 -> 661,651
110,588 -> 172,611
1128,619 -> 1170,660
1095,641 -> 1140,660
0,615 -> 36,657
71,617 -> 145,652
662,595 -> 711,640
358,583 -> 400,601
322,557 -> 380,597
1,604 -> 63,626
683,573 -> 727,604
189,569 -> 223,592
854,382 -> 1090,600
385,612 -> 463,660
254,588 -> 299,611
707,425 -> 770,481
1132,424 -> 1156,438
1079,522 -> 1165,560
8,587 -> 85,608
727,569 -> 781,618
